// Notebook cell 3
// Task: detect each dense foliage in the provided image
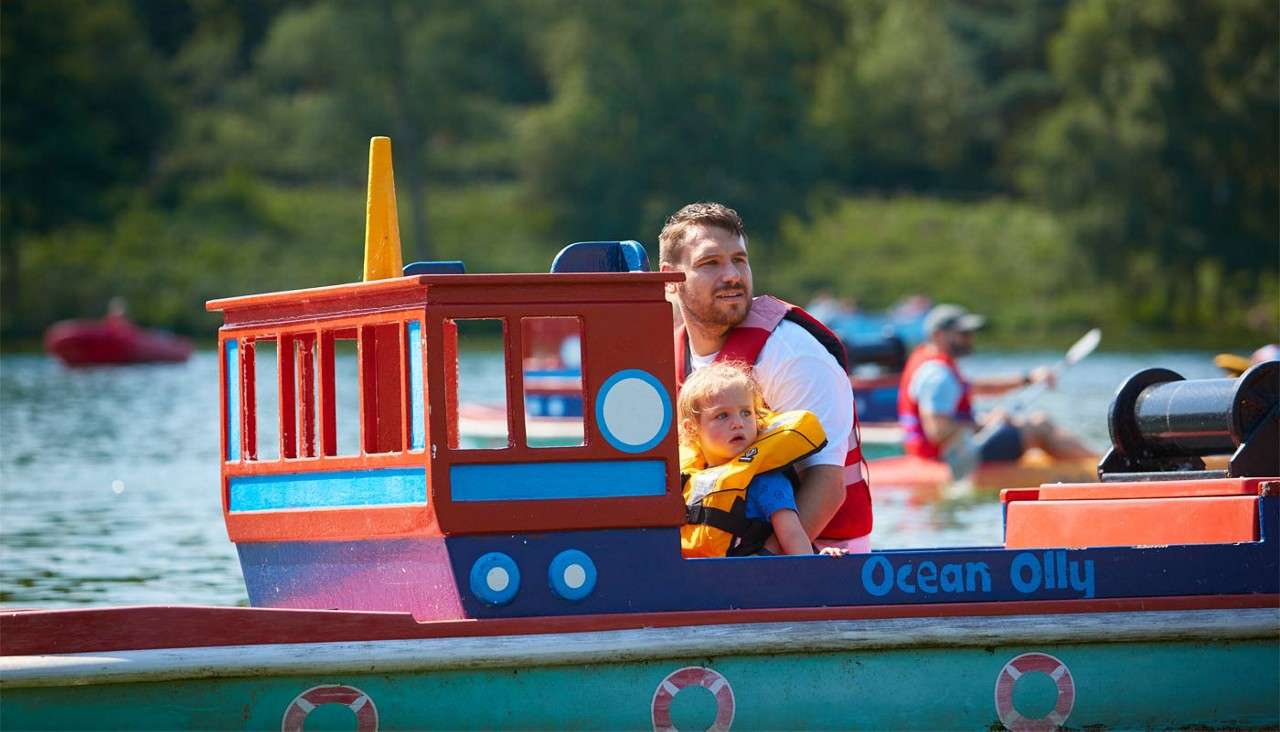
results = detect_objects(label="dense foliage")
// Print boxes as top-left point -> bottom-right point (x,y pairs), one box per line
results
2,0 -> 1275,347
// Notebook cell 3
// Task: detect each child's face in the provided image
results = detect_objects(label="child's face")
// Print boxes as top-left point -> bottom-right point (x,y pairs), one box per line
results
694,384 -> 759,465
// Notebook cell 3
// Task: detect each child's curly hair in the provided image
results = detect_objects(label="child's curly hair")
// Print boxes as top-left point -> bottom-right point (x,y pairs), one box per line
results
677,361 -> 769,449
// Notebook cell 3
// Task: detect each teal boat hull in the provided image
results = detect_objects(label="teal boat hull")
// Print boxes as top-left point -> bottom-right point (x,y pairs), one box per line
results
5,609 -> 1276,730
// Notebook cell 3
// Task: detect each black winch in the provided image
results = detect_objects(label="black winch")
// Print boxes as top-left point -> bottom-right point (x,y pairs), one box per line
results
1098,360 -> 1278,481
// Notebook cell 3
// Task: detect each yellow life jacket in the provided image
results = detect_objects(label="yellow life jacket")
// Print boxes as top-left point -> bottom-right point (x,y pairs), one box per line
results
680,410 -> 827,558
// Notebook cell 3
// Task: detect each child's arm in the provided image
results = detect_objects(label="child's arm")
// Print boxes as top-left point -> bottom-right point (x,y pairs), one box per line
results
769,509 -> 814,555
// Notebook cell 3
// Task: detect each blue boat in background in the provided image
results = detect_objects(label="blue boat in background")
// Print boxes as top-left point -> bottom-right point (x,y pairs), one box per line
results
820,294 -> 931,348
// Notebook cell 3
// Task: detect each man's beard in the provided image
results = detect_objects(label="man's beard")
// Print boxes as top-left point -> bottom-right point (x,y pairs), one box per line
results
681,284 -> 751,329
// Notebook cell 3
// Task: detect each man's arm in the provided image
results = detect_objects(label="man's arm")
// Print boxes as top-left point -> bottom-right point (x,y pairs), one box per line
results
756,351 -> 854,540
969,366 -> 1055,396
794,465 -> 846,540
753,321 -> 857,542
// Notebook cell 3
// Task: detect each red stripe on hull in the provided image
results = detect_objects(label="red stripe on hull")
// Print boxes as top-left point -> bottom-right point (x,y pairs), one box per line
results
3,594 -> 1275,657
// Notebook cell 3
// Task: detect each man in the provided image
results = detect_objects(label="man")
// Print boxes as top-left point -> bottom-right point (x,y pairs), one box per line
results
898,304 -> 1092,474
659,202 -> 871,552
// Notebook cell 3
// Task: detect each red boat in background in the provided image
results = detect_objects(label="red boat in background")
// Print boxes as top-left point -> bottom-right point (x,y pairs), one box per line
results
44,314 -> 192,366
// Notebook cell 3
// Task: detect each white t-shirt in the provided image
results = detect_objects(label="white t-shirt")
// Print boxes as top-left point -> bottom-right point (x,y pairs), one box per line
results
690,320 -> 854,469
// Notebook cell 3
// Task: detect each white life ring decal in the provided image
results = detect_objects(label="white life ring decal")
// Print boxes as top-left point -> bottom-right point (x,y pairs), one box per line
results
282,684 -> 378,732
994,652 -> 1075,732
651,666 -> 735,732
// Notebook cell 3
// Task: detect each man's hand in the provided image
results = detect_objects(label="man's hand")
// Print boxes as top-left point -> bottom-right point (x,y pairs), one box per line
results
793,464 -> 846,541
1027,365 -> 1056,389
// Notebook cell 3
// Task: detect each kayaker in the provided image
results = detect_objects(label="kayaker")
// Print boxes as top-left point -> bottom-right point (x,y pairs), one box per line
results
677,361 -> 845,558
104,296 -> 130,328
661,202 -> 872,553
898,304 -> 1092,475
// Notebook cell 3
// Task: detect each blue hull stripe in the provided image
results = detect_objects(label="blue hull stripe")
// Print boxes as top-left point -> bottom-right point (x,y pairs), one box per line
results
229,468 -> 427,512
451,460 -> 665,501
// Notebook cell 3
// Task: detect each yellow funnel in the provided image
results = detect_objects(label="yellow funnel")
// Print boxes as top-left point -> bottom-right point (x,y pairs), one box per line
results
362,136 -> 403,281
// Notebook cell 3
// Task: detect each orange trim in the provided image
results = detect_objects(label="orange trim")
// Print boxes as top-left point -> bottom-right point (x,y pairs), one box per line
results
1005,495 -> 1259,549
208,277 -> 430,312
1031,476 -> 1271,501
219,309 -> 425,339
227,505 -> 439,543
207,273 -> 682,312
1001,488 -> 1041,503
225,453 -> 425,477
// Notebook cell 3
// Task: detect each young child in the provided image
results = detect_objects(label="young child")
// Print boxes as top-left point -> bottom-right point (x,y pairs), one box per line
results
678,361 -> 845,558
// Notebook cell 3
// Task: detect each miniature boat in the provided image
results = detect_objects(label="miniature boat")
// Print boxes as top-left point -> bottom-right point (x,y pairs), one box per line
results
3,139 -> 1276,731
43,316 -> 192,366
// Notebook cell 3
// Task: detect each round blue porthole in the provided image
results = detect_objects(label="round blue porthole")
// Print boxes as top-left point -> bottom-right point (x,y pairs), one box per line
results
595,369 -> 672,453
469,552 -> 521,606
548,549 -> 597,601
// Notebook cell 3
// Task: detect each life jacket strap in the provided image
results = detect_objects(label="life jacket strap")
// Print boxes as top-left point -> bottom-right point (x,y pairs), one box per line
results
685,502 -> 774,556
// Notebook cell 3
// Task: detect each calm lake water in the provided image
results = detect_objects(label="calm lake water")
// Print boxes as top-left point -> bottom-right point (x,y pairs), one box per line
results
0,349 -> 1225,609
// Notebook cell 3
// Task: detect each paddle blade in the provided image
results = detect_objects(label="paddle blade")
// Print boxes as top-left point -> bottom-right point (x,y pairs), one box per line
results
1065,328 -> 1102,366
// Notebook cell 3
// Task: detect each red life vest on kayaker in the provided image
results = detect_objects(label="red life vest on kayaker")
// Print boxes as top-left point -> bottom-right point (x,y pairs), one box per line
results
674,296 -> 872,539
897,344 -> 974,459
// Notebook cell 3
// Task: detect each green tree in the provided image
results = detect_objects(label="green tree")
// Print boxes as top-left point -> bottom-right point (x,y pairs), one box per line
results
180,0 -> 546,262
1019,0 -> 1279,329
519,0 -> 840,242
812,0 -> 989,189
812,0 -> 1070,193
0,0 -> 171,332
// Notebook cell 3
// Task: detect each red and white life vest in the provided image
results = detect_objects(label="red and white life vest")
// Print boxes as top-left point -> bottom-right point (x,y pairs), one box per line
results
675,296 -> 872,539
897,344 -> 974,459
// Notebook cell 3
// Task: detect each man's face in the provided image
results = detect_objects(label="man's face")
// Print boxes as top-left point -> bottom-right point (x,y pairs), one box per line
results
663,225 -> 753,331
940,328 -> 976,357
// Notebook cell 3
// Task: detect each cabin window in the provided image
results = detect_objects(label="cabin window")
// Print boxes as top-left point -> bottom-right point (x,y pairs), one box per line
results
522,317 -> 585,447
225,339 -> 240,460
448,318 -> 509,449
406,321 -> 426,451
330,332 -> 362,456
251,337 -> 281,461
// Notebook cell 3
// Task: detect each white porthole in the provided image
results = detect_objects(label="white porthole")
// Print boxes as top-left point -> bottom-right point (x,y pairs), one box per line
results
596,370 -> 671,453
563,564 -> 587,590
486,566 -> 510,592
